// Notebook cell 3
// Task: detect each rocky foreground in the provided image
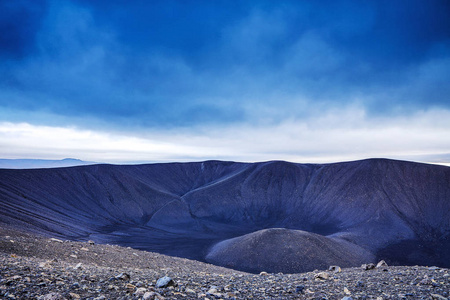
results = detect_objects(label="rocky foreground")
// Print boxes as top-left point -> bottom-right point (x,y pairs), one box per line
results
0,227 -> 449,300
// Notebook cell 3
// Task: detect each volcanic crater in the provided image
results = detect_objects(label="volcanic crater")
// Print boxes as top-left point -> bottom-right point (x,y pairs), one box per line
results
0,158 -> 449,273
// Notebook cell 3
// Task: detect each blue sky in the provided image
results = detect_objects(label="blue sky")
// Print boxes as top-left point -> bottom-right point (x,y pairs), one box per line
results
1,0 -> 450,164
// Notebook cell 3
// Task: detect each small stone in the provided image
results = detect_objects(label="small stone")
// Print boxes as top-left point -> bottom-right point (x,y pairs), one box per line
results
185,288 -> 196,294
361,263 -> 376,270
70,254 -> 77,259
342,297 -> 353,300
376,260 -> 388,268
135,287 -> 147,296
314,272 -> 330,280
68,293 -> 80,299
80,247 -> 89,251
431,294 -> 447,300
115,272 -> 130,280
73,263 -> 82,270
93,296 -> 106,300
420,278 -> 432,285
329,265 -> 342,272
143,291 -> 164,300
71,282 -> 80,289
143,292 -> 155,300
156,276 -> 175,288
126,283 -> 136,291
356,280 -> 364,287
88,240 -> 95,245
295,285 -> 305,293
50,238 -> 63,243
41,292 -> 65,300
344,287 -> 351,295
136,281 -> 144,287
259,271 -> 269,276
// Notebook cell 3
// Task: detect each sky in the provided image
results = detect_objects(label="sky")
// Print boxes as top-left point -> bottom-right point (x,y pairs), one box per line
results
1,0 -> 450,165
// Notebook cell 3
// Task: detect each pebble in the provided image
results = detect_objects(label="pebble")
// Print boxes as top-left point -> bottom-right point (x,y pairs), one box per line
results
39,292 -> 65,300
135,287 -> 147,296
376,260 -> 388,268
361,263 -> 376,270
315,272 -> 330,280
431,294 -> 447,300
329,265 -> 342,273
50,238 -> 64,243
295,285 -> 305,293
156,276 -> 175,288
115,272 -> 130,280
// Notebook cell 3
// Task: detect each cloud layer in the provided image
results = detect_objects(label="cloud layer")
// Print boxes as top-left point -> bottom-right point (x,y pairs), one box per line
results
1,107 -> 449,165
0,0 -> 449,162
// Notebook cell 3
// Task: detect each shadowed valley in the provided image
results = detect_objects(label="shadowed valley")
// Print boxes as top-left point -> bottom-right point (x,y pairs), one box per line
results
0,159 -> 449,273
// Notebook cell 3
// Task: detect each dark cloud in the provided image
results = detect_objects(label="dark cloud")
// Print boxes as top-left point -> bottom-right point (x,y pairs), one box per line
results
0,0 -> 46,60
0,0 -> 449,130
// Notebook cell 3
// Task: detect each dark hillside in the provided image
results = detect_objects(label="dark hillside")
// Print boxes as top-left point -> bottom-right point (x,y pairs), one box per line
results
0,159 -> 449,273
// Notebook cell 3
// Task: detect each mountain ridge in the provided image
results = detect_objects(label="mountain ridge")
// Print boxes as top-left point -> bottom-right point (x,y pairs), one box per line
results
0,158 -> 449,273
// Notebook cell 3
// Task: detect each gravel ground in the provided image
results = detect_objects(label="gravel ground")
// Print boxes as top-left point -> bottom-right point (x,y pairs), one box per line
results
1,226 -> 449,300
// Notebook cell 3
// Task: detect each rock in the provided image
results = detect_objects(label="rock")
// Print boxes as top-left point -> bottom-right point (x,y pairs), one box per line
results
376,260 -> 388,268
125,283 -> 136,291
185,288 -> 196,294
136,281 -> 144,287
68,293 -> 80,299
40,292 -> 66,300
73,263 -> 82,270
156,276 -> 175,288
295,285 -> 305,293
344,287 -> 351,295
143,291 -> 164,300
314,272 -> 330,280
361,263 -> 376,270
259,271 -> 269,276
329,265 -> 342,272
88,240 -> 95,245
93,296 -> 106,300
50,238 -> 63,243
135,287 -> 147,296
342,297 -> 353,300
431,294 -> 447,300
115,272 -> 130,280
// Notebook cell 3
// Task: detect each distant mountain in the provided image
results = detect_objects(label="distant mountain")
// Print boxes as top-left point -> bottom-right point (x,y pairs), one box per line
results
0,159 -> 449,273
0,158 -> 96,169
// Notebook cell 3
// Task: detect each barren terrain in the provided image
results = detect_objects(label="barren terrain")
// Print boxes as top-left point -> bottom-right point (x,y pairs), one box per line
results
1,226 -> 449,299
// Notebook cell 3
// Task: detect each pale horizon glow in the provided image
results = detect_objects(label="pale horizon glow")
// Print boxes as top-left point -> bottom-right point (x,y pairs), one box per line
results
1,107 -> 449,166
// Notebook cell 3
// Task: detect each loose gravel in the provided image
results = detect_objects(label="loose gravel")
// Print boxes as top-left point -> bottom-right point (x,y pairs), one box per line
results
1,227 -> 449,299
